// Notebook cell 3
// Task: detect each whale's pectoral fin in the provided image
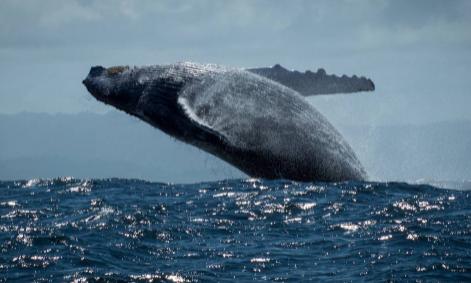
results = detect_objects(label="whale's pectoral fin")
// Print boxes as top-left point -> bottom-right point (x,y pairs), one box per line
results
177,97 -> 230,146
246,64 -> 375,96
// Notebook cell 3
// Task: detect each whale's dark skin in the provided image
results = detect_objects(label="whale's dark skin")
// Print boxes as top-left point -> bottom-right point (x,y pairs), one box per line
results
83,62 -> 372,182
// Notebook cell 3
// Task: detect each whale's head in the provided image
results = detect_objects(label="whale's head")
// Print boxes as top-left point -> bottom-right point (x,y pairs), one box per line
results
83,65 -> 187,115
83,64 -> 198,136
83,66 -> 133,112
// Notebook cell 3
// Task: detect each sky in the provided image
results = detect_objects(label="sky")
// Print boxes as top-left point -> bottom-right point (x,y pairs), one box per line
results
1,0 -> 470,126
1,0 -> 471,183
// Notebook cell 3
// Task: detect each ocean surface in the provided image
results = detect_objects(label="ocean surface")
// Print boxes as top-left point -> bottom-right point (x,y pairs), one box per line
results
0,178 -> 470,282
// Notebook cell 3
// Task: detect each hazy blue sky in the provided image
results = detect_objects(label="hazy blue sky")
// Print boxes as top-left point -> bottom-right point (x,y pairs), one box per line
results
1,1 -> 471,183
1,0 -> 470,126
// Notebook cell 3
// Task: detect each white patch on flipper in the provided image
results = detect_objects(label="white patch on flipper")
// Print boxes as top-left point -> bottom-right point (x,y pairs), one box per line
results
177,96 -> 214,130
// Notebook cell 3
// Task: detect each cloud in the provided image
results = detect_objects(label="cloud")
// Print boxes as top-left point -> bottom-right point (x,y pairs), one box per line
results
118,0 -> 139,20
1,0 -> 470,51
1,0 -> 471,122
37,1 -> 100,28
352,18 -> 471,51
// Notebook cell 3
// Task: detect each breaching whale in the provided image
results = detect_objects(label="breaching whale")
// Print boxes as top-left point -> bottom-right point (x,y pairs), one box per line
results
83,62 -> 374,182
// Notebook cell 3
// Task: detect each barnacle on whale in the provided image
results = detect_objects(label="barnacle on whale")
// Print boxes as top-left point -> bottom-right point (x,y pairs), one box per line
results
106,65 -> 129,75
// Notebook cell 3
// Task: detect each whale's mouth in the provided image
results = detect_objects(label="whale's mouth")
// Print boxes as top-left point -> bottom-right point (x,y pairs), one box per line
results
82,66 -> 104,87
82,66 -> 112,103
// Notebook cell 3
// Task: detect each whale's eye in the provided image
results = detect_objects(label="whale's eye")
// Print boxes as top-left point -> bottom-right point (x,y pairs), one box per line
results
107,65 -> 129,75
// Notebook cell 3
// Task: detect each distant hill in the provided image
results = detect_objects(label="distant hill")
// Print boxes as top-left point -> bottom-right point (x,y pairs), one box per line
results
0,112 -> 244,182
0,112 -> 470,183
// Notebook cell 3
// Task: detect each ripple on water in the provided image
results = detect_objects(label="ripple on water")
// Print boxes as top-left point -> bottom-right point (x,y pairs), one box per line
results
0,178 -> 470,282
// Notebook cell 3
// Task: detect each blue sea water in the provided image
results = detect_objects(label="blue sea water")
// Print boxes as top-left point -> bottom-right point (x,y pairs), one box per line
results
0,178 -> 470,282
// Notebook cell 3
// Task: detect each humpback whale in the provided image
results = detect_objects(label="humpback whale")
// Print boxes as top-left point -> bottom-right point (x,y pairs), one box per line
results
83,62 -> 374,182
